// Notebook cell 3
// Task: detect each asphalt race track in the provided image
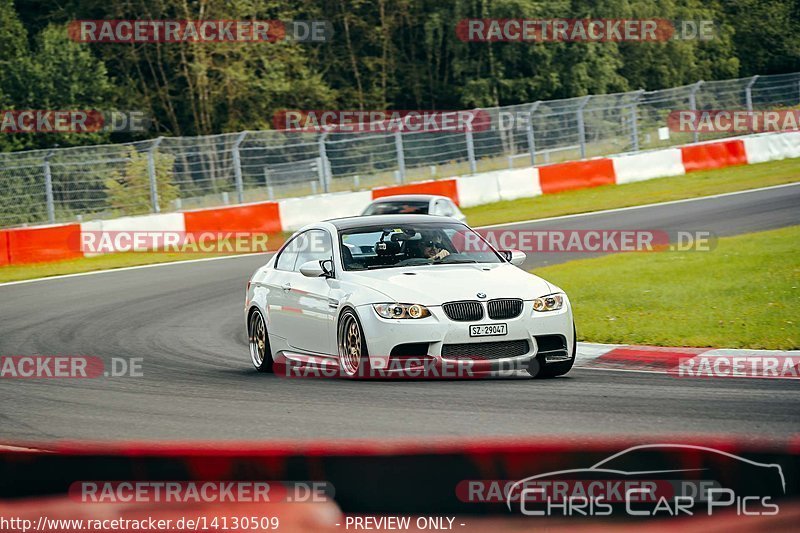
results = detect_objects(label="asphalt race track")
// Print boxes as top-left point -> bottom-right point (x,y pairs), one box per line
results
1,184 -> 798,441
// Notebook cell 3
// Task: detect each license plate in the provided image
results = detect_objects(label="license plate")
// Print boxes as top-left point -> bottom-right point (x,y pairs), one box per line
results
469,323 -> 508,337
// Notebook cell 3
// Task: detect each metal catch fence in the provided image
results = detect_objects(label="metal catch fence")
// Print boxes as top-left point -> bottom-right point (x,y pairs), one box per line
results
1,72 -> 798,227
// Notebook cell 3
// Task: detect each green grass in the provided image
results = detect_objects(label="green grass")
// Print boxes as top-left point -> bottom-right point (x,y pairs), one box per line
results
534,225 -> 800,350
0,250 -> 228,283
1,158 -> 798,283
463,158 -> 800,227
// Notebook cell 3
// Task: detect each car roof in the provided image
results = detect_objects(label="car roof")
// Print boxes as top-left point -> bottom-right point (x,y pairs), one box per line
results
368,194 -> 448,203
325,214 -> 465,230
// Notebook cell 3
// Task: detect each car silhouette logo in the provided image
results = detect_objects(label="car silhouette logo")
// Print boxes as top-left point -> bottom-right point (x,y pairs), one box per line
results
505,443 -> 787,511
477,292 -> 486,299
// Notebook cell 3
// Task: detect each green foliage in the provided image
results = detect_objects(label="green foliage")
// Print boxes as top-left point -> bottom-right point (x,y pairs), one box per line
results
0,20 -> 115,151
0,0 -> 30,153
722,0 -> 800,75
1,0 -> 798,140
0,0 -> 26,61
105,148 -> 179,215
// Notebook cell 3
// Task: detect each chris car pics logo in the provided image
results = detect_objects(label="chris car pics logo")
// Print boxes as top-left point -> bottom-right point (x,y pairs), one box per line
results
505,444 -> 785,518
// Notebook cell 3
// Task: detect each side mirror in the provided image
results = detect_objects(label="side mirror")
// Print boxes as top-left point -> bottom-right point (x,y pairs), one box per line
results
321,259 -> 334,277
300,260 -> 325,278
500,249 -> 526,266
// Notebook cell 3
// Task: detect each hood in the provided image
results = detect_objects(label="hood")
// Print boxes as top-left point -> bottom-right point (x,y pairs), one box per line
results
345,263 -> 553,305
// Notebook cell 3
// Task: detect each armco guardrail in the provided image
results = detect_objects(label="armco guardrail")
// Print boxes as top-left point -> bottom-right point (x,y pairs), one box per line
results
1,72 -> 799,228
1,130 -> 798,266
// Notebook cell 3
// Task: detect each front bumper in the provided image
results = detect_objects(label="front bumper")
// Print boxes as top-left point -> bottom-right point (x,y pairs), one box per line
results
355,300 -> 574,375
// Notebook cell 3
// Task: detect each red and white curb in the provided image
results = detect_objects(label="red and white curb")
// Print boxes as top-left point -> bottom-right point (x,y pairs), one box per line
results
575,342 -> 800,379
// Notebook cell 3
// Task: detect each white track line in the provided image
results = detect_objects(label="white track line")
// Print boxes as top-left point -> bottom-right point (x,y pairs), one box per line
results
0,252 -> 272,288
1,182 -> 797,288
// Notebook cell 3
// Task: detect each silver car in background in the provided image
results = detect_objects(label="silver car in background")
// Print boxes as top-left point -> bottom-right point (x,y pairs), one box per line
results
361,194 -> 466,222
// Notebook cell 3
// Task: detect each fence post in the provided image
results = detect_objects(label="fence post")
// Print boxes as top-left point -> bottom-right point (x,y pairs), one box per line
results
689,81 -> 704,144
465,129 -> 477,174
232,131 -> 248,204
630,90 -> 645,152
147,137 -> 164,213
745,75 -> 759,113
318,133 -> 330,193
263,167 -> 274,200
576,96 -> 591,159
43,149 -> 55,224
394,130 -> 406,183
527,101 -> 541,166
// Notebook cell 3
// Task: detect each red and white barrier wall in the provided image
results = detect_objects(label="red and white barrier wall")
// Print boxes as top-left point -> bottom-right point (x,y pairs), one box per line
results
744,130 -> 800,164
0,223 -> 84,266
2,131 -> 798,265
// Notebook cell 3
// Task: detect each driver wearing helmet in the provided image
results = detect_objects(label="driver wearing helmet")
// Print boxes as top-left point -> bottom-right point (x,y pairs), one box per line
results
407,233 -> 450,261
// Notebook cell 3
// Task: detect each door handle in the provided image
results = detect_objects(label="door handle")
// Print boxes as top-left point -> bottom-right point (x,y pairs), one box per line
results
281,283 -> 292,292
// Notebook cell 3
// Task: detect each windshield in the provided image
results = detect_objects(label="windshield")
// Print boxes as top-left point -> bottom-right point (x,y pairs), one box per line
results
339,222 -> 503,271
363,200 -> 429,215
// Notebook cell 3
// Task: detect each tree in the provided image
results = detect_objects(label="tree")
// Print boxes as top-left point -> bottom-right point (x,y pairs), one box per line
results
722,0 -> 800,76
105,147 -> 178,215
0,0 -> 32,152
0,20 -> 117,151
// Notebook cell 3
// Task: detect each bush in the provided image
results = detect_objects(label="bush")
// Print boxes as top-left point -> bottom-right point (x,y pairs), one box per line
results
105,148 -> 178,215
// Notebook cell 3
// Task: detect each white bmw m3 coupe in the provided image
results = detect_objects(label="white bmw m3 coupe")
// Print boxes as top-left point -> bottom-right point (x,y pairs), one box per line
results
245,215 -> 575,379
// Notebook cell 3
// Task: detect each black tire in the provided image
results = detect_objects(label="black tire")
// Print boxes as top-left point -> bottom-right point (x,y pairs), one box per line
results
529,322 -> 577,379
248,308 -> 274,372
337,308 -> 371,378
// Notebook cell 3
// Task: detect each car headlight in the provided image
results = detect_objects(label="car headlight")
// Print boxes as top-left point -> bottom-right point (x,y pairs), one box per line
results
373,303 -> 431,319
532,293 -> 564,312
